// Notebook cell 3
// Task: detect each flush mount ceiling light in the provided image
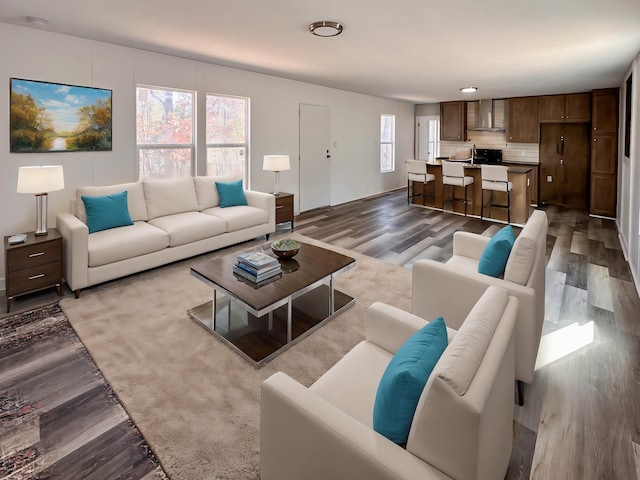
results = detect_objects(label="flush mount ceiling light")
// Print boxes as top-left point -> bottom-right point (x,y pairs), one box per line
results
460,87 -> 478,93
309,21 -> 343,37
24,16 -> 49,27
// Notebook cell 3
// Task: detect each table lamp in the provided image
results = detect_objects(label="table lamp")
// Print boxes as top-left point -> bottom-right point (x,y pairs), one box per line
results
17,165 -> 65,236
263,155 -> 290,195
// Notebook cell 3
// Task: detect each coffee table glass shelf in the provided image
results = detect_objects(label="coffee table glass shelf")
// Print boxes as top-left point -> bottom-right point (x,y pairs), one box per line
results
188,242 -> 355,366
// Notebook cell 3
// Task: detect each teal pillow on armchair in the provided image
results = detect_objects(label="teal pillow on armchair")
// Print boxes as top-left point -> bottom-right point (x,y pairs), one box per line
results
478,225 -> 515,277
373,316 -> 448,445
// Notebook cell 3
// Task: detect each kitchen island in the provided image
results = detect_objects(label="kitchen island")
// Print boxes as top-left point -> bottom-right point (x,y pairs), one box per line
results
410,160 -> 533,225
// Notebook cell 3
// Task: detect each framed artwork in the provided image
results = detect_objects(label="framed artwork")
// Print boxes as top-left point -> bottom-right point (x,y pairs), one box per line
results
10,78 -> 112,152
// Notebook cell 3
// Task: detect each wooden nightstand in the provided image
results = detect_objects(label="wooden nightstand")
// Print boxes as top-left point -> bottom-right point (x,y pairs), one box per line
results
274,192 -> 294,230
4,228 -> 63,313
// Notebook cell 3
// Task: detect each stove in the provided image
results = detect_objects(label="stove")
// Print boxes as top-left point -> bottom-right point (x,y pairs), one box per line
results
473,148 -> 502,164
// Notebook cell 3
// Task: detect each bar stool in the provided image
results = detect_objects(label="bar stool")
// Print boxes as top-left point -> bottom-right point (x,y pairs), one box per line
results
481,165 -> 512,223
407,160 -> 435,205
441,160 -> 474,215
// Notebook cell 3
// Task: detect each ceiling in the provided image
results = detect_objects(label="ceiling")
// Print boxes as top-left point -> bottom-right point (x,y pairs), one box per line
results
2,0 -> 639,104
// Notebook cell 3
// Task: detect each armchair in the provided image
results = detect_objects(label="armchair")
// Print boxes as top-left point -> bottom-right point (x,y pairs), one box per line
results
261,286 -> 518,480
412,209 -> 548,404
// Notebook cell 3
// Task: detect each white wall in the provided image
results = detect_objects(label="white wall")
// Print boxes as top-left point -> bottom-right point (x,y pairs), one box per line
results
0,23 -> 414,290
617,51 -> 640,296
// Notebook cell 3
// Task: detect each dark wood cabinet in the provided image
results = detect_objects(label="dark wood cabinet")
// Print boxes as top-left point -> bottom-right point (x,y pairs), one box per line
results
592,89 -> 618,135
4,228 -> 63,312
589,88 -> 619,217
440,101 -> 466,141
504,162 -> 539,205
540,93 -> 590,123
507,96 -> 540,143
274,192 -> 294,229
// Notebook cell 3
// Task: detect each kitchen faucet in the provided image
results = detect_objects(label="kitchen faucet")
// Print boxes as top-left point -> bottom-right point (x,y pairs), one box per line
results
472,144 -> 476,164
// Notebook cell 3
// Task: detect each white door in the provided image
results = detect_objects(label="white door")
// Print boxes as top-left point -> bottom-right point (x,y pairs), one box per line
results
299,104 -> 331,212
416,115 -> 440,161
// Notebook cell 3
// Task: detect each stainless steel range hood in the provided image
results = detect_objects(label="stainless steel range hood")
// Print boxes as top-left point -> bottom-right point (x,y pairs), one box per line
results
468,99 -> 505,131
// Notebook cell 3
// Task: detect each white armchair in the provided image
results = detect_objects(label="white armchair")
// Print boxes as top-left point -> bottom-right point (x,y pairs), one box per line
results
412,209 -> 548,405
261,286 -> 518,480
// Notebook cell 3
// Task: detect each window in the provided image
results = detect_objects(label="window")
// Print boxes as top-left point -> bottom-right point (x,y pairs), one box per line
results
136,86 -> 194,180
206,94 -> 249,183
380,114 -> 395,173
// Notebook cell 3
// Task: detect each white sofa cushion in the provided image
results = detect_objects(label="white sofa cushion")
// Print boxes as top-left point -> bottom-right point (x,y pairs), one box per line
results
431,286 -> 507,395
204,206 -> 269,233
143,177 -> 199,220
76,182 -> 148,223
87,222 -> 169,267
504,210 -> 546,285
310,341 -> 391,428
148,212 -> 227,247
194,175 -> 239,211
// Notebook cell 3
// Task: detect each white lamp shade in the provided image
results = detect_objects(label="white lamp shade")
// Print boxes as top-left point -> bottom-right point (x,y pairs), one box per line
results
263,155 -> 290,172
17,165 -> 65,193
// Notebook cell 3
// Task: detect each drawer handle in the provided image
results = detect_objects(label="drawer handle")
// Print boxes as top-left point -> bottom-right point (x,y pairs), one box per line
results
29,274 -> 45,280
29,252 -> 45,258
276,205 -> 283,209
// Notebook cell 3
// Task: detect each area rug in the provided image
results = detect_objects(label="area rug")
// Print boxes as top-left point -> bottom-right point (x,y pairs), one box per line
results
0,304 -> 167,479
59,234 -> 412,479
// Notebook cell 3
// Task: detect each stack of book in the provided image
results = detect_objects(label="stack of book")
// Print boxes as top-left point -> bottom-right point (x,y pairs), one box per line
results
233,252 -> 282,284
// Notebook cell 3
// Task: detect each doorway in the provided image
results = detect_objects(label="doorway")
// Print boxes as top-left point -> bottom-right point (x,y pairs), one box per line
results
299,104 -> 331,212
539,123 -> 590,210
416,115 -> 440,161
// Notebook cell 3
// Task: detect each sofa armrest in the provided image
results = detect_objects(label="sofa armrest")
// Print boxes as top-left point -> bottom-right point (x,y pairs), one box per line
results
412,259 -> 538,383
365,302 -> 456,354
261,372 -> 452,480
452,231 -> 491,260
245,190 -> 276,231
56,213 -> 89,293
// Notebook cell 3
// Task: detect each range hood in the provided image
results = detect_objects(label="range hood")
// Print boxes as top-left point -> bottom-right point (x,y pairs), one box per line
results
468,99 -> 505,132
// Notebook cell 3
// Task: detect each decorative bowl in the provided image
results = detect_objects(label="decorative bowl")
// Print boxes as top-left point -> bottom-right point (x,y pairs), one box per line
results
271,239 -> 301,258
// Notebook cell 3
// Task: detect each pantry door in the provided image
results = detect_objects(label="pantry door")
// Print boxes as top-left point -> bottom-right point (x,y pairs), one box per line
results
299,104 -> 331,212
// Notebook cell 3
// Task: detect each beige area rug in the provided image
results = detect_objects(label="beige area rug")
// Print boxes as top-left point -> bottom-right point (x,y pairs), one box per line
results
59,234 -> 412,480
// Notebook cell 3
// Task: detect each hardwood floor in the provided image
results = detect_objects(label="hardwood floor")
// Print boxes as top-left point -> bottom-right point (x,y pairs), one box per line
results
2,188 -> 640,479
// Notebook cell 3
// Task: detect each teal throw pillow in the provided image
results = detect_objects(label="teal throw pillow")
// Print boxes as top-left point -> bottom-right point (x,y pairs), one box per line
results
81,191 -> 134,234
215,179 -> 248,208
373,317 -> 448,445
477,225 -> 515,277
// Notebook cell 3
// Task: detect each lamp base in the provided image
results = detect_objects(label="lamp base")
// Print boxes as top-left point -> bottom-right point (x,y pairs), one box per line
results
272,171 -> 281,195
34,193 -> 49,236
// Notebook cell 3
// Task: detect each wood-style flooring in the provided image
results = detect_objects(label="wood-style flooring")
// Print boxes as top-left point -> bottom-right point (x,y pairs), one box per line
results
2,188 -> 640,479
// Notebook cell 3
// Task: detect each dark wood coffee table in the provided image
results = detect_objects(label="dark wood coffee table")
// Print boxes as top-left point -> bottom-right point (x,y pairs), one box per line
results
188,242 -> 355,366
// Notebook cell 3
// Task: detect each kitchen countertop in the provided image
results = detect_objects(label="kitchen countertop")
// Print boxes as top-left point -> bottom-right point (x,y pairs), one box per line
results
420,159 -> 532,173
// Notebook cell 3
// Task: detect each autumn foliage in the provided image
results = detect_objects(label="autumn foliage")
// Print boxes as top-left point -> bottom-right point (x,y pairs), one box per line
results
10,92 -> 55,151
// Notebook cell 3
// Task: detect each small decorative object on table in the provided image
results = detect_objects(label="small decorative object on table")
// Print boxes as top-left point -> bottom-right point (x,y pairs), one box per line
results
271,239 -> 300,258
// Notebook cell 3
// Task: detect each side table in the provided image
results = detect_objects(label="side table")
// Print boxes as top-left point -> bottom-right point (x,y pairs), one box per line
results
274,192 -> 294,230
4,228 -> 63,313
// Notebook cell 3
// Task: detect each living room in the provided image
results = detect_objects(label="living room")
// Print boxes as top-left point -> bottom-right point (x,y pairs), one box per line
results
1,1 -> 640,479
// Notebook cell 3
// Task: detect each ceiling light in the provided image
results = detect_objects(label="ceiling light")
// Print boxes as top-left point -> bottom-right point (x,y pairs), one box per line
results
309,21 -> 343,37
24,16 -> 49,27
460,87 -> 478,93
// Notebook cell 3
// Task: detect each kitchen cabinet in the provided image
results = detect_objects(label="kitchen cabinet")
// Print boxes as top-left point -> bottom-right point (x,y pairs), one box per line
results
507,96 -> 540,143
540,93 -> 590,123
592,88 -> 618,135
504,162 -> 538,205
440,101 -> 466,141
590,88 -> 618,217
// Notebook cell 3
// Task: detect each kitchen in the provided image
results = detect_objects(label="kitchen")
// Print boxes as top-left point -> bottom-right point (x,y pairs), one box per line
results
414,88 -> 619,218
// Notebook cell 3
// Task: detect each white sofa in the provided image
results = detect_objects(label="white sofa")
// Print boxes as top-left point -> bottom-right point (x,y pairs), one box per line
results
412,209 -> 548,405
261,286 -> 518,480
56,176 -> 275,297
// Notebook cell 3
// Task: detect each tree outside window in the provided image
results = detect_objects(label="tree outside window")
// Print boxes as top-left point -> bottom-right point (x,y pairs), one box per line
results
136,86 -> 194,180
380,114 -> 395,173
206,94 -> 249,184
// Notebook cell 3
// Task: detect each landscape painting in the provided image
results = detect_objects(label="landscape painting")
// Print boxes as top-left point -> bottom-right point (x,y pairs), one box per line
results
10,78 -> 112,152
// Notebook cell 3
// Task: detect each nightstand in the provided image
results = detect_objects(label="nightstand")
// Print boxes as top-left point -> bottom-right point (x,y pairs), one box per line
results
4,228 -> 63,313
274,192 -> 294,230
